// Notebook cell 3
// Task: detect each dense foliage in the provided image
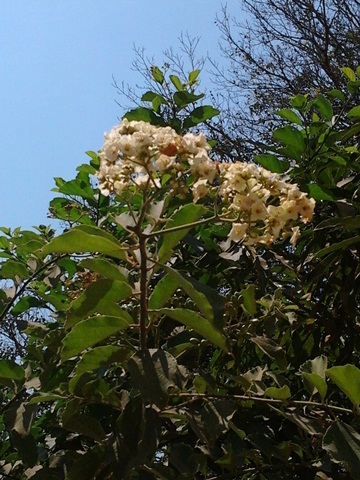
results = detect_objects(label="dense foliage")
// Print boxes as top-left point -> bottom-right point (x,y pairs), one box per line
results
0,60 -> 359,480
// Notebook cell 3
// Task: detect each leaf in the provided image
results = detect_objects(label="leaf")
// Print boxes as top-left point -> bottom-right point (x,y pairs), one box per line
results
290,94 -> 307,109
63,412 -> 106,441
264,385 -> 291,400
307,183 -> 334,201
255,154 -> 290,173
0,260 -> 29,280
150,65 -> 164,84
173,91 -> 204,109
188,69 -> 201,83
302,373 -> 328,401
312,236 -> 360,260
273,126 -> 305,152
275,108 -> 303,125
250,336 -> 287,371
0,359 -> 25,391
128,349 -> 185,407
326,365 -> 360,407
62,314 -> 132,362
348,106 -> 360,118
67,445 -> 106,480
157,204 -> 208,264
156,308 -> 227,351
315,216 -> 360,231
169,75 -> 183,91
241,284 -> 257,316
11,295 -> 44,315
41,225 -> 128,260
123,107 -> 166,126
323,421 -> 360,479
65,278 -> 133,328
327,89 -> 346,102
75,346 -> 131,374
183,105 -> 220,128
314,94 -> 333,121
149,273 -> 179,310
161,265 -> 214,321
79,257 -> 129,283
341,67 -> 356,81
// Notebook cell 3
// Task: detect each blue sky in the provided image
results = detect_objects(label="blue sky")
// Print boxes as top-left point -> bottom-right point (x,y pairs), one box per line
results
0,1 -> 236,230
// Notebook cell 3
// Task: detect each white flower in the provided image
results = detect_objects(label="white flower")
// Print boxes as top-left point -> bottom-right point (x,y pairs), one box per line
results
228,223 -> 248,242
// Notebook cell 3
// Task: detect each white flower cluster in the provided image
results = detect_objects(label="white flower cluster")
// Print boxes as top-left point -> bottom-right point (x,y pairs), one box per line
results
97,120 -> 315,246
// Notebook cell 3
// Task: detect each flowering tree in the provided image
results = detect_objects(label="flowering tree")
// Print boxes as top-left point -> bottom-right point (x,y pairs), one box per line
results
0,66 -> 359,480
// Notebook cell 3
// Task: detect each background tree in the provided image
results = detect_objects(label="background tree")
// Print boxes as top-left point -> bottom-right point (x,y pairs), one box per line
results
209,0 -> 360,159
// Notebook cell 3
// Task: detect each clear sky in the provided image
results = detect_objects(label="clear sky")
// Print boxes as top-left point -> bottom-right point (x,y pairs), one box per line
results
0,1 -> 236,230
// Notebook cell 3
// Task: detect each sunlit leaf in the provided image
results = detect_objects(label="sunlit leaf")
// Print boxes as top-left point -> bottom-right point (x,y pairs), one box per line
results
255,154 -> 289,173
250,336 -> 287,371
264,385 -> 291,400
326,365 -> 360,407
41,225 -> 129,260
62,314 -> 132,362
75,346 -> 132,374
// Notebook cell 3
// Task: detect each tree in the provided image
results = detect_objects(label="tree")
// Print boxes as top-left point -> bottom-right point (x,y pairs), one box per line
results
0,63 -> 360,479
209,0 -> 360,159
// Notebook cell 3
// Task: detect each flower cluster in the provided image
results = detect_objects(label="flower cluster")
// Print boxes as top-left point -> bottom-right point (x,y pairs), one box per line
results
97,120 -> 315,246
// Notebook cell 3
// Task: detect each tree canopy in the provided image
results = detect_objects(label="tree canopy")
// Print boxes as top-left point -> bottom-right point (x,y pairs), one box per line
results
1,2 -> 360,479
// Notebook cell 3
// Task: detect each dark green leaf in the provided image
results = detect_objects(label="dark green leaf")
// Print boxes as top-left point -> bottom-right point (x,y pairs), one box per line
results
63,412 -> 106,441
123,107 -> 166,126
314,94 -> 333,121
79,257 -> 130,282
173,91 -> 204,109
128,349 -> 184,407
255,154 -> 290,173
11,295 -> 44,315
290,94 -> 307,109
156,308 -> 227,351
75,346 -> 132,374
0,359 -> 25,391
183,105 -> 220,128
149,273 -> 178,310
273,126 -> 305,152
241,284 -> 257,316
307,184 -> 334,201
323,421 -> 360,479
312,236 -> 360,259
348,105 -> 360,118
250,336 -> 287,371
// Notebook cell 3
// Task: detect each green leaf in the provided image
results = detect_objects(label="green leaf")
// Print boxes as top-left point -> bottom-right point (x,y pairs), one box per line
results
312,236 -> 360,260
123,107 -> 166,126
62,314 -> 132,362
0,359 -> 25,391
250,336 -> 287,371
348,106 -> 360,118
41,225 -> 128,260
326,365 -> 360,407
323,421 -> 360,479
315,216 -> 360,231
149,273 -> 179,310
241,284 -> 257,316
341,67 -> 356,81
63,412 -> 106,441
169,75 -> 183,91
161,265 -> 214,321
290,94 -> 307,109
183,105 -> 220,128
188,69 -> 201,84
314,94 -> 333,121
67,445 -> 106,480
0,260 -> 29,280
150,65 -> 164,84
156,308 -> 227,351
264,385 -> 291,400
275,108 -> 303,125
327,89 -> 346,102
11,295 -> 44,315
65,278 -> 133,328
272,126 -> 305,152
79,258 -> 129,283
157,204 -> 208,264
302,373 -> 328,401
255,154 -> 289,173
173,91 -> 204,109
307,183 -> 334,201
75,346 -> 131,374
128,349 -> 184,407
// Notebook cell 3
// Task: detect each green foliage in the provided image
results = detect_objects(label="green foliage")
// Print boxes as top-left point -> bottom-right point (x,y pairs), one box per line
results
0,67 -> 360,480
